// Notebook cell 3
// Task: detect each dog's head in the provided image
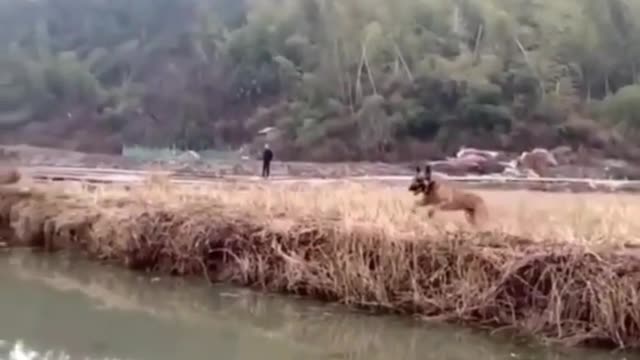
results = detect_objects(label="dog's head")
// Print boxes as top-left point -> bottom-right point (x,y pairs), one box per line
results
408,164 -> 433,195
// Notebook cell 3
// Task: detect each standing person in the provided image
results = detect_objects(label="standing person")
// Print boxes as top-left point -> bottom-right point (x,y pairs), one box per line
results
262,144 -> 273,178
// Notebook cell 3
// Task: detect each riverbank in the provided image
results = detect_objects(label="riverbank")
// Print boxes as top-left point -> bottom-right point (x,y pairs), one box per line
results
1,178 -> 640,349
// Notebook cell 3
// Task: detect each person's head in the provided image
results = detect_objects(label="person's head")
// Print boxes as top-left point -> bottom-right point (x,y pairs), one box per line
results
264,144 -> 270,149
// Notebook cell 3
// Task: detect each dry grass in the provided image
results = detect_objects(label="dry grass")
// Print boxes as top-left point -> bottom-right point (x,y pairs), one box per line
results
2,177 -> 640,348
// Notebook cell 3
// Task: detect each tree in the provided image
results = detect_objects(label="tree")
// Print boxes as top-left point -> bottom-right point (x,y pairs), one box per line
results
1,0 -> 640,160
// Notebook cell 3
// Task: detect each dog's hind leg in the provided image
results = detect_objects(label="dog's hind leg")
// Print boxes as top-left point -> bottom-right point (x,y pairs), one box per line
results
427,207 -> 436,218
464,206 -> 489,227
464,209 -> 476,226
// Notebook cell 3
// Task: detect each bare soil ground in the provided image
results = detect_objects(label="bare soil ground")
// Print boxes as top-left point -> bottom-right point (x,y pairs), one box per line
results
4,144 -> 640,182
0,144 -> 414,178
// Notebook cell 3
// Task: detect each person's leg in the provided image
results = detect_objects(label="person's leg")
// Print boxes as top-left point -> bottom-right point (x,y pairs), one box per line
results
265,161 -> 271,178
262,162 -> 267,177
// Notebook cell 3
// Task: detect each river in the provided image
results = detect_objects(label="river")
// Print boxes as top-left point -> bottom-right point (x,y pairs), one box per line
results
0,250 -> 633,360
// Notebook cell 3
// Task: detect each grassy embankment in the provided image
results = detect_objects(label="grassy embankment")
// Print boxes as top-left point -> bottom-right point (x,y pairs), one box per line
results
1,176 -> 640,348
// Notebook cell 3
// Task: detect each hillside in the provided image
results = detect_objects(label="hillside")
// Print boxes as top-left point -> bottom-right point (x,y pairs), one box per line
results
1,0 -> 640,161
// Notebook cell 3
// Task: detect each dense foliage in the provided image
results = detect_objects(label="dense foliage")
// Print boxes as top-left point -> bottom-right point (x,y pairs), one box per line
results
1,0 -> 640,161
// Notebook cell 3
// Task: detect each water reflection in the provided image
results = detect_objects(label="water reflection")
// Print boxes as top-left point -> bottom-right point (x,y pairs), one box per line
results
0,251 -> 631,360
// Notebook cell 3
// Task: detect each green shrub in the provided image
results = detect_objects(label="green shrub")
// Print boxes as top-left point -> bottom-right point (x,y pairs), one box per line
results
601,85 -> 640,131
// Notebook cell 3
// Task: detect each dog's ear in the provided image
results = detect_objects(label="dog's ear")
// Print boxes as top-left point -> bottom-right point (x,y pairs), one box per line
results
424,164 -> 432,180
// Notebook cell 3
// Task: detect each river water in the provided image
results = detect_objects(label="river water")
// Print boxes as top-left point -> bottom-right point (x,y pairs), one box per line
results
0,250 -> 633,360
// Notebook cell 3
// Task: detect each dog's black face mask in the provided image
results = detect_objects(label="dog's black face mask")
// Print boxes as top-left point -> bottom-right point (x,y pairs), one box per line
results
408,165 -> 432,194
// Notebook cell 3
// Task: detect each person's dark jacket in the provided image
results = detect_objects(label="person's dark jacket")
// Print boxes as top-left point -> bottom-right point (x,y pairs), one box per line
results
262,148 -> 273,163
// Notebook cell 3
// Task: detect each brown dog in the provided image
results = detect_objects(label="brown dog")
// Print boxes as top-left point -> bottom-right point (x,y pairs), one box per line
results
409,164 -> 488,226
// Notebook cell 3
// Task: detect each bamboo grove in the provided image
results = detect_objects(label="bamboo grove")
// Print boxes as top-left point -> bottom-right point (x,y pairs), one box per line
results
1,0 -> 640,160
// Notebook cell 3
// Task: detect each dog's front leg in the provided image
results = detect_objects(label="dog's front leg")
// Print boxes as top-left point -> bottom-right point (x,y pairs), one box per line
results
426,206 -> 436,218
411,198 -> 424,214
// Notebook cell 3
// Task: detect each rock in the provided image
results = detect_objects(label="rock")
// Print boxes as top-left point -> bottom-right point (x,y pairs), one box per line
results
601,159 -> 640,180
186,150 -> 200,160
430,160 -> 474,176
477,159 -> 506,174
517,148 -> 558,177
457,147 -> 495,159
502,167 -> 524,177
456,147 -> 501,160
430,155 -> 506,176
551,146 -> 573,165
458,153 -> 486,163
456,146 -> 511,162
